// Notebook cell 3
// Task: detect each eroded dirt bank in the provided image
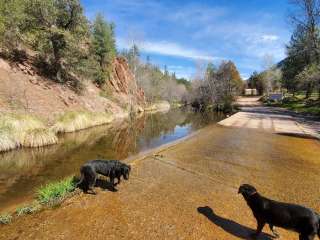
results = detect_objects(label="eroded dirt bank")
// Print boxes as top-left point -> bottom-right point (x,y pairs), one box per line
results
1,125 -> 320,240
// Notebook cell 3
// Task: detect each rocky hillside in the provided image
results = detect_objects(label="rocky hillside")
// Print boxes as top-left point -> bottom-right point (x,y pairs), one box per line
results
0,56 -> 145,122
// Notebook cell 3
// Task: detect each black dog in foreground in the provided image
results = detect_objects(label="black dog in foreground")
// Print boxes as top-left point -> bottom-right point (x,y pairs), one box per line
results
238,184 -> 320,240
76,159 -> 131,193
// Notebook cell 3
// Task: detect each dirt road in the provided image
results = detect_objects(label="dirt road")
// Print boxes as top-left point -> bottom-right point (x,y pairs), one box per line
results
1,124 -> 320,240
220,97 -> 320,139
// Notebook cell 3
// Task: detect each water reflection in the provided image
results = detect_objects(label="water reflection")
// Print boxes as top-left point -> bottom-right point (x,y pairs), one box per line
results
0,109 -> 225,211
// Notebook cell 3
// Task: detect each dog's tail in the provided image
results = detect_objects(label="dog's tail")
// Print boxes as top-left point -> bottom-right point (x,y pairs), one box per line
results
76,165 -> 90,188
75,170 -> 84,188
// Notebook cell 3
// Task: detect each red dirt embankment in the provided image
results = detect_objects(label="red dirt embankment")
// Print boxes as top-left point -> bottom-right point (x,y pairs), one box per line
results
0,56 -> 145,122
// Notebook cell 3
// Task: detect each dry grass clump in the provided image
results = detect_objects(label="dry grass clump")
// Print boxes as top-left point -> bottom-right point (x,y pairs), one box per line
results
0,114 -> 57,152
0,127 -> 19,152
52,111 -> 113,133
23,128 -> 58,147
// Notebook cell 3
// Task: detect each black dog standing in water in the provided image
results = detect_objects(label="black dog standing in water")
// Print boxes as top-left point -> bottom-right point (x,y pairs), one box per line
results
76,160 -> 131,194
238,184 -> 320,240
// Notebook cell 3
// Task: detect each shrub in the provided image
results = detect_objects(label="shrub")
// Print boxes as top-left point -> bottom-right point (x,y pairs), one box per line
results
36,176 -> 77,205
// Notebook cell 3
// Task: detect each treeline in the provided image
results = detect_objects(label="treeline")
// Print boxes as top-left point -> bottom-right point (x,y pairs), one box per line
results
121,44 -> 190,103
0,0 -> 117,91
189,61 -> 244,111
249,0 -> 320,99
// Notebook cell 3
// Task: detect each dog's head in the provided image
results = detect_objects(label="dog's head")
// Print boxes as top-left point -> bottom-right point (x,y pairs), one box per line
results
121,165 -> 131,180
238,184 -> 257,199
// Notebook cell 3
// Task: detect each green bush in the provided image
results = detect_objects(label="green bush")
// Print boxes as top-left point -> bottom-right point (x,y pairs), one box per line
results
37,176 -> 77,205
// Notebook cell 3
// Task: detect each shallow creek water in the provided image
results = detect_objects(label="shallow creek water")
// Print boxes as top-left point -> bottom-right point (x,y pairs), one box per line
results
0,109 -> 225,212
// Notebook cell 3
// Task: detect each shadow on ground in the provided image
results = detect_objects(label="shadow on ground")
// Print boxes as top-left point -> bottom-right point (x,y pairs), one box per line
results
76,177 -> 119,193
197,206 -> 273,240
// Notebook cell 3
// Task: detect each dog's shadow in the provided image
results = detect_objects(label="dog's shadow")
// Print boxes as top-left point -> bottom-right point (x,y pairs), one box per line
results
95,178 -> 118,192
76,177 -> 118,193
197,206 -> 274,240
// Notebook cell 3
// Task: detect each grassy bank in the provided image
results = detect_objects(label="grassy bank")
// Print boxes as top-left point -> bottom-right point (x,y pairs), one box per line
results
144,101 -> 171,112
37,176 -> 77,205
52,111 -> 113,133
0,111 -> 114,152
0,176 -> 78,225
0,114 -> 58,152
266,95 -> 320,117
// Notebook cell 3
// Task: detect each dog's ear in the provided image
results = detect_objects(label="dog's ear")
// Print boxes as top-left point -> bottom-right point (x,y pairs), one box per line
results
238,184 -> 257,196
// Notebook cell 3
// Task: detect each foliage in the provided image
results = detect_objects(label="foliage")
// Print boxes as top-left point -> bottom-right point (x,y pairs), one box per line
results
189,61 -> 244,111
121,45 -> 189,103
37,176 -> 77,204
0,0 -> 26,51
0,1 -> 117,91
267,95 -> 320,116
280,0 -> 320,98
23,0 -> 89,83
248,67 -> 282,95
295,63 -> 320,94
91,14 -> 116,86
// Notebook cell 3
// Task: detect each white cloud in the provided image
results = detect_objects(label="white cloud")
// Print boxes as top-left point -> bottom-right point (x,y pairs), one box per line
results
118,38 -> 217,61
261,34 -> 279,42
142,41 -> 216,61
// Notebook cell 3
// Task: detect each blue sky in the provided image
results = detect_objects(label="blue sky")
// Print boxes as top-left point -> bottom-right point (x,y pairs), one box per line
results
81,0 -> 293,80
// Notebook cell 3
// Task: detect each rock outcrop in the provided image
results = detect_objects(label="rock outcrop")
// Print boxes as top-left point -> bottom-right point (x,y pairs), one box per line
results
108,57 -> 145,106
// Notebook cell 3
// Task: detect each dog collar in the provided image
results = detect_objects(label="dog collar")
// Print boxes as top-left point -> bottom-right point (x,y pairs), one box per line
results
248,191 -> 257,197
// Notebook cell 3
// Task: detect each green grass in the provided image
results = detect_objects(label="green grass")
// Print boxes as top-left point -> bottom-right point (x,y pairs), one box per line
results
51,111 -> 113,133
0,213 -> 12,225
36,176 -> 77,205
266,95 -> 320,116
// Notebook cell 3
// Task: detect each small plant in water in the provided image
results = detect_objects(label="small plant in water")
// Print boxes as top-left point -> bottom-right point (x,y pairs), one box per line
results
37,176 -> 77,205
0,213 -> 12,224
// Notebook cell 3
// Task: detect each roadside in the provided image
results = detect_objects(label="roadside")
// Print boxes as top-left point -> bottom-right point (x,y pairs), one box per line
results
219,96 -> 320,139
1,124 -> 320,239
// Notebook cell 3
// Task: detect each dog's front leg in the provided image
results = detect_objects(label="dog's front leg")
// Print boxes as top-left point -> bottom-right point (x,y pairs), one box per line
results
251,220 -> 265,239
110,177 -> 115,191
269,224 -> 280,238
